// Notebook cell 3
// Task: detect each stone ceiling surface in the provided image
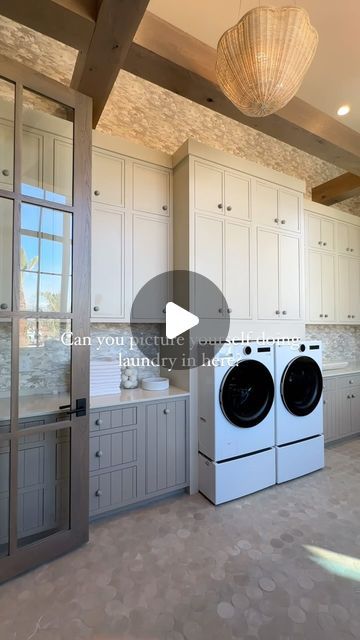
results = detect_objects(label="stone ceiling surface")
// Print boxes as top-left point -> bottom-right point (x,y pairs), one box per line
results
0,15 -> 359,215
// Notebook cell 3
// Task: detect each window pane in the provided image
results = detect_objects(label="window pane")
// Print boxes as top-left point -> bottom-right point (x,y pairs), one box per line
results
0,439 -> 10,558
22,89 -> 74,206
17,428 -> 70,547
0,198 -> 13,312
0,321 -> 11,430
20,204 -> 72,313
0,77 -> 15,192
19,319 -> 71,422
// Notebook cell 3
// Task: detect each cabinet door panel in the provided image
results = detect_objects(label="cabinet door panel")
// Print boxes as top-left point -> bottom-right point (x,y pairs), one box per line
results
321,253 -> 336,321
53,137 -> 73,205
257,229 -> 279,319
350,389 -> 360,434
278,189 -> 301,233
337,222 -> 350,255
91,207 -> 125,318
22,129 -> 43,195
132,215 -> 169,321
307,214 -> 321,249
133,163 -> 170,216
321,219 -> 335,251
254,180 -> 278,228
279,234 -> 301,320
92,149 -> 125,207
323,381 -> 337,442
225,222 -> 251,319
337,390 -> 352,438
307,251 -> 322,322
0,120 -> 14,190
351,226 -> 360,257
337,256 -> 351,322
349,259 -> 360,322
194,161 -> 223,214
194,214 -> 223,318
224,171 -> 251,220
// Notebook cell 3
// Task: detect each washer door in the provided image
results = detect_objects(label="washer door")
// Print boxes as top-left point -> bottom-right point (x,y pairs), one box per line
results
220,360 -> 274,428
281,356 -> 323,417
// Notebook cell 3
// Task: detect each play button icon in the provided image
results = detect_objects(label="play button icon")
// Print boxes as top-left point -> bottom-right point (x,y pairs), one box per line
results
165,302 -> 199,339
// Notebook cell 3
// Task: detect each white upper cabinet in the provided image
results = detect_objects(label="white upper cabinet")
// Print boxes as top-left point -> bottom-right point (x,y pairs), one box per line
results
307,251 -> 335,322
224,171 -> 251,220
337,257 -> 360,323
193,159 -> 251,220
225,221 -> 251,319
131,214 -> 170,321
306,213 -> 334,251
257,229 -> 302,320
194,161 -> 224,214
337,221 -> 360,257
194,213 -> 223,318
92,148 -> 125,208
132,162 -> 171,216
254,180 -> 301,233
91,206 -> 125,319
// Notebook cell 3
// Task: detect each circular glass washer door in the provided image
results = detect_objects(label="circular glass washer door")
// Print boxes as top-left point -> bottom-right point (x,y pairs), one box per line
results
220,360 -> 274,428
281,356 -> 323,417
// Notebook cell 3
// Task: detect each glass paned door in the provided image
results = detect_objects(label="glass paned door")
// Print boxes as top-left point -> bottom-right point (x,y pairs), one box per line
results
0,62 -> 91,583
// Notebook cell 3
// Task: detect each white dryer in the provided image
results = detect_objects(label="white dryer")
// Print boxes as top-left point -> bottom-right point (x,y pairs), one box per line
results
275,341 -> 324,484
198,342 -> 276,504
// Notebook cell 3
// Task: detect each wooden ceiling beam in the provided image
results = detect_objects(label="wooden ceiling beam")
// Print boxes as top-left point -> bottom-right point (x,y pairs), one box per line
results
124,12 -> 360,176
0,0 -> 97,50
71,0 -> 150,128
312,173 -> 360,206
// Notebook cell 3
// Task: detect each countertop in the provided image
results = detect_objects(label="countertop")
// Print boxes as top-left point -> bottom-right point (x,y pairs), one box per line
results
322,362 -> 360,378
0,386 -> 190,422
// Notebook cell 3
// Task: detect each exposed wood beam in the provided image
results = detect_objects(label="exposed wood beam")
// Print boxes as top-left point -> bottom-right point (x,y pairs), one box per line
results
0,0 -> 97,50
125,12 -> 360,176
71,0 -> 150,128
312,173 -> 360,206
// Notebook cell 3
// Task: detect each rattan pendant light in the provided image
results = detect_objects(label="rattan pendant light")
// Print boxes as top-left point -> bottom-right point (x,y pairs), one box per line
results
216,5 -> 318,117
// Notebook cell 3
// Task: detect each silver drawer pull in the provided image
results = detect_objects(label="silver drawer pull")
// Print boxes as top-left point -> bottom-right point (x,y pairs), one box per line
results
95,489 -> 102,497
96,450 -> 103,457
95,418 -> 102,426
164,408 -> 170,415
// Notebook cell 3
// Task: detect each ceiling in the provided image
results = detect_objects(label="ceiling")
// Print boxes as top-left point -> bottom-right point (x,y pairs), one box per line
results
148,0 -> 360,134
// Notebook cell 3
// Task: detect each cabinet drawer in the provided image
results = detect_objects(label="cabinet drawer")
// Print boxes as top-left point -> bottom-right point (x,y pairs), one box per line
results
89,428 -> 137,471
89,465 -> 138,515
337,374 -> 360,389
90,406 -> 138,431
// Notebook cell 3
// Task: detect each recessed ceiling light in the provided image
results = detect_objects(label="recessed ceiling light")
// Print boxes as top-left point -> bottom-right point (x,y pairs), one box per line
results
337,105 -> 351,116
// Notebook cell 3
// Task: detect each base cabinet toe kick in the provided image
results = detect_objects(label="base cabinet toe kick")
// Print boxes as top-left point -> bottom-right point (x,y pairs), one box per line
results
89,397 -> 189,519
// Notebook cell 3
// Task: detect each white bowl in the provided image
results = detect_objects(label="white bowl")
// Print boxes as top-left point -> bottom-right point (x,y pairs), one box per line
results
142,377 -> 169,391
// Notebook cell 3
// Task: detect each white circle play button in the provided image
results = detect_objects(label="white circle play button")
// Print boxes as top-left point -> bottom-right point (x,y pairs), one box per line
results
165,302 -> 199,339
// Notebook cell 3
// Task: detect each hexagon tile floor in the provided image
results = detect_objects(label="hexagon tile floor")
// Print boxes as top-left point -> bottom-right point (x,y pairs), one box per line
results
1,438 -> 360,640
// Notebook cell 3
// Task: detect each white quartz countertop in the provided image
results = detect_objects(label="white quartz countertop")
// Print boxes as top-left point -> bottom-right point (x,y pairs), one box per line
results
90,386 -> 189,409
322,362 -> 360,378
0,386 -> 189,422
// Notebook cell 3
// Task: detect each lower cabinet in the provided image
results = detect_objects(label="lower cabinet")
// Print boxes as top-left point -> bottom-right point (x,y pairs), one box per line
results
323,374 -> 360,442
89,397 -> 188,518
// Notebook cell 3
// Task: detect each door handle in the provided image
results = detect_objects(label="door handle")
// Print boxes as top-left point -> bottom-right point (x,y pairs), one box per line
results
59,398 -> 87,417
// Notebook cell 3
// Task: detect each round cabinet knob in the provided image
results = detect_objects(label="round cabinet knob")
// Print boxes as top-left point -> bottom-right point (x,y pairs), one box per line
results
218,308 -> 223,314
96,450 -> 103,458
319,314 -> 323,318
349,380 -> 353,384
346,248 -> 350,252
318,241 -> 322,245
94,190 -> 100,196
347,394 -> 351,399
352,394 -> 356,398
0,303 -> 8,310
162,308 -> 166,314
95,489 -> 102,497
93,305 -> 100,312
324,314 -> 328,318
323,242 -> 327,246
323,399 -> 326,405
95,418 -> 102,426
281,219 -> 286,225
275,310 -> 280,315
217,203 -> 223,210
352,315 -> 355,319
2,169 -> 9,177
162,205 -> 168,211
164,408 -> 170,415
348,314 -> 351,318
282,310 -> 287,315
274,218 -> 280,224
351,248 -> 354,252
227,308 -> 232,314
226,205 -> 232,212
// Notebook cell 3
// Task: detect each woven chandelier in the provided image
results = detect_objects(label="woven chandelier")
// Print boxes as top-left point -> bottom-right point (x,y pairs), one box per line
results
216,6 -> 318,117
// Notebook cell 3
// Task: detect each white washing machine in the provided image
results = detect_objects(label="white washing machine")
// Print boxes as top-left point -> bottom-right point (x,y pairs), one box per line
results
198,342 -> 276,504
275,341 -> 324,484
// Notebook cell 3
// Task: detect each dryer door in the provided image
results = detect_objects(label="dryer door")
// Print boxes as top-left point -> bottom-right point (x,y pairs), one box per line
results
220,360 -> 274,428
281,356 -> 323,417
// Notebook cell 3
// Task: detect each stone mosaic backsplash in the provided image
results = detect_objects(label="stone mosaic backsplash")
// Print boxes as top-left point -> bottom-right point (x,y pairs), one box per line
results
305,325 -> 360,363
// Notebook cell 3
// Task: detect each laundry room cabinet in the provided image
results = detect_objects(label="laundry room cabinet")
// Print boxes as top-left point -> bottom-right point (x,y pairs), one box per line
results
254,179 -> 302,233
257,229 -> 302,321
323,373 -> 360,442
337,221 -> 360,257
307,250 -> 336,322
306,213 -> 335,251
337,256 -> 360,323
193,158 -> 251,220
